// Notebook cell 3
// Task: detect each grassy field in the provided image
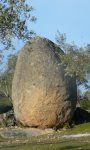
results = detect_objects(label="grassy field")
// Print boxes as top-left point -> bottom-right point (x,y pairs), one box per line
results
0,97 -> 90,149
0,123 -> 90,149
1,137 -> 90,150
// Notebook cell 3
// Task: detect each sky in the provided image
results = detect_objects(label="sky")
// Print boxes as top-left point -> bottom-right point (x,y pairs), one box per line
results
1,0 -> 90,94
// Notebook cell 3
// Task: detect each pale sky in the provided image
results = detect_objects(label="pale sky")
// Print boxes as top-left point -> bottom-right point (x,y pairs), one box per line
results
1,0 -> 90,94
27,0 -> 90,46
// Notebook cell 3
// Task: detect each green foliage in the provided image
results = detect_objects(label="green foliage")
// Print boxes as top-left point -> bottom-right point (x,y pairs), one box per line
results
53,126 -> 57,131
82,89 -> 90,110
16,120 -> 26,128
81,101 -> 90,110
0,51 -> 19,102
0,0 -> 37,63
42,127 -> 45,130
63,122 -> 75,129
0,92 -> 12,113
77,87 -> 90,110
63,122 -> 70,129
3,118 -> 10,126
83,90 -> 90,101
81,96 -> 90,110
20,124 -> 26,128
55,30 -> 90,88
70,123 -> 75,128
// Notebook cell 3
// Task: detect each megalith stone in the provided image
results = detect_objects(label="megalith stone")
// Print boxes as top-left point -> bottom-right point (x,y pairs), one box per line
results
12,36 -> 77,127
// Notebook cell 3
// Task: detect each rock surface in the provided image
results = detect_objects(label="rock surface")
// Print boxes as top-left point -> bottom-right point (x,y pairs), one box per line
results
12,36 -> 77,127
0,108 -> 16,127
1,128 -> 54,139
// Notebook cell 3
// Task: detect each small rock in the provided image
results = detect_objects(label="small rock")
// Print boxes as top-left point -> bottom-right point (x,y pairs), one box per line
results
0,108 -> 17,128
0,128 -> 4,130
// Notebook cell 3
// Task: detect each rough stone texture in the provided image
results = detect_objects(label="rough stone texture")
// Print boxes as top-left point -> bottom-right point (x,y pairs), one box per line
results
1,128 -> 54,139
0,109 -> 16,127
12,36 -> 77,127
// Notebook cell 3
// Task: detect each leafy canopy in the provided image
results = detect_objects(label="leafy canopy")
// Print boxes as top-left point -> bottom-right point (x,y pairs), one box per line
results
55,30 -> 90,88
0,0 -> 37,62
0,51 -> 19,102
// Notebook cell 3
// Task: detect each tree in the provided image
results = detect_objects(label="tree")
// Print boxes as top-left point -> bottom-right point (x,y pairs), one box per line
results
55,30 -> 90,88
0,51 -> 19,102
76,87 -> 90,110
77,88 -> 83,107
81,91 -> 90,110
0,0 -> 37,63
55,31 -> 90,110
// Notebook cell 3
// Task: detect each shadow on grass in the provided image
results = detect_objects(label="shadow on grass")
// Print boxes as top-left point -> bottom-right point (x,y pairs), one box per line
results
70,107 -> 90,126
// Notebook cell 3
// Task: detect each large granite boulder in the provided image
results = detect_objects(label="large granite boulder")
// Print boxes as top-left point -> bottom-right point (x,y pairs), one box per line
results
12,36 -> 77,128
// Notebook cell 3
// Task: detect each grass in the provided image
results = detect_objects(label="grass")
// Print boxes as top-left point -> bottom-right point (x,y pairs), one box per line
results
0,97 -> 90,149
0,134 -> 90,149
0,122 -> 90,149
